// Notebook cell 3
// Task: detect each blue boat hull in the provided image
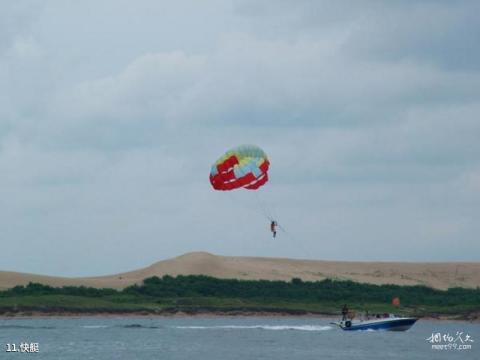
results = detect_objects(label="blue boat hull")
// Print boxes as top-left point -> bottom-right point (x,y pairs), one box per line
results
338,318 -> 417,331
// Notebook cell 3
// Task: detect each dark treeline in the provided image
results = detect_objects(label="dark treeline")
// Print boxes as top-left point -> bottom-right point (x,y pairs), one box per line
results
123,275 -> 480,306
2,275 -> 479,307
0,283 -> 117,297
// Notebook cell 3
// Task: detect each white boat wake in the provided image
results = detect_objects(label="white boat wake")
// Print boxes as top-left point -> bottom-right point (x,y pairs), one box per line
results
174,325 -> 332,331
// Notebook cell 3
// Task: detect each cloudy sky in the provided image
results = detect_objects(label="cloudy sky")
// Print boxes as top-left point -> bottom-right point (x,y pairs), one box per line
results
1,0 -> 479,276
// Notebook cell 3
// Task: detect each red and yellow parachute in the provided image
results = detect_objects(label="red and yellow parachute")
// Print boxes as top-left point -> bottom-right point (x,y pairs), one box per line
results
210,145 -> 270,191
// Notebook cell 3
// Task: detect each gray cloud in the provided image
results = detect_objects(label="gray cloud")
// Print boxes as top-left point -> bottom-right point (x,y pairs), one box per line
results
0,0 -> 479,276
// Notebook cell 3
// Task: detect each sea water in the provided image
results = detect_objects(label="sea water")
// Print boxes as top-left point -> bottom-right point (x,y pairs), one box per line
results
0,316 -> 478,359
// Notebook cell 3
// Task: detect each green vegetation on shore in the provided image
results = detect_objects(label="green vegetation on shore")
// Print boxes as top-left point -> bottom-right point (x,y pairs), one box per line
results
0,276 -> 479,319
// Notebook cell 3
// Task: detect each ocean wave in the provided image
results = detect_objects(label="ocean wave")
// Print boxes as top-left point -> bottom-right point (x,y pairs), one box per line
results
0,325 -> 55,329
81,325 -> 109,329
81,324 -> 161,329
118,324 -> 159,329
174,325 -> 332,331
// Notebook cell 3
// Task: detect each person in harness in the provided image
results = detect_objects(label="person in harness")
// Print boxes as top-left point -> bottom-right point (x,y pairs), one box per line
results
270,220 -> 278,238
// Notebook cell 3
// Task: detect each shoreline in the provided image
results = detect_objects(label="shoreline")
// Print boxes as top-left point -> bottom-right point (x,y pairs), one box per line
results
0,310 -> 478,322
0,309 -> 334,319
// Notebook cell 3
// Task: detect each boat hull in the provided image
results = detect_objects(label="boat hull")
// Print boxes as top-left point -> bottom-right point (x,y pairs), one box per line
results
336,318 -> 417,331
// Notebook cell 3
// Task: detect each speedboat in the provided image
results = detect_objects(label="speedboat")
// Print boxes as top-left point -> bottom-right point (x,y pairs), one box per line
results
332,315 -> 417,331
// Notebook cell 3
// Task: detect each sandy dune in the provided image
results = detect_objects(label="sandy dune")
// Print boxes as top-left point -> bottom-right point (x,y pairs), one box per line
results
1,252 -> 479,290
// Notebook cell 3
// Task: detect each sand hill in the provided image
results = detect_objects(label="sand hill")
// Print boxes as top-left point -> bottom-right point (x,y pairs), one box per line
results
1,252 -> 479,290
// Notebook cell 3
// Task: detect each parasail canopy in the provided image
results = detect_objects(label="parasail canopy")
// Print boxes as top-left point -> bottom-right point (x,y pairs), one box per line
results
210,144 -> 270,191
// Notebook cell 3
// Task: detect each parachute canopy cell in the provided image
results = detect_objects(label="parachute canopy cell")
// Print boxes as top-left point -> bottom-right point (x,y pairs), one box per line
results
210,145 -> 270,191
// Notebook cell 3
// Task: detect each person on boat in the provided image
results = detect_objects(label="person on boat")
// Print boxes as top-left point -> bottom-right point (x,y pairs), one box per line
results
341,304 -> 349,321
270,220 -> 277,238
